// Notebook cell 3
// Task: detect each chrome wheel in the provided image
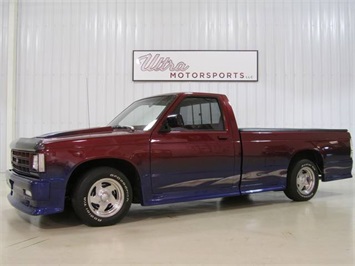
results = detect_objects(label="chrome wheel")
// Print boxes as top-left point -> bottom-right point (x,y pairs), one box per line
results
296,166 -> 316,196
284,159 -> 319,201
87,178 -> 125,218
72,167 -> 132,226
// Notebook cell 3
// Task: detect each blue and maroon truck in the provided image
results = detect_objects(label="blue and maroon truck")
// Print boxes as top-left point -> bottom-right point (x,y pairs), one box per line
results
7,92 -> 353,226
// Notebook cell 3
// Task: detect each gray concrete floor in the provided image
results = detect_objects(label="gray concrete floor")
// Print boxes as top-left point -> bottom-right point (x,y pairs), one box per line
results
0,172 -> 354,265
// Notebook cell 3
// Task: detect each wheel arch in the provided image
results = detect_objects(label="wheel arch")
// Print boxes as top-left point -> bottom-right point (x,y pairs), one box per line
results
66,158 -> 142,204
288,150 -> 324,180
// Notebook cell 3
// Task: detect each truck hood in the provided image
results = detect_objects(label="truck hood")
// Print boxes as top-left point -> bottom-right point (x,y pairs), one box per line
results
38,126 -> 114,139
11,127 -> 141,151
10,127 -> 134,151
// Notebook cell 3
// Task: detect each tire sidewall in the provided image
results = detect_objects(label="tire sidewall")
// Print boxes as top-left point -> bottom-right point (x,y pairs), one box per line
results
72,167 -> 132,226
294,161 -> 318,200
285,159 -> 319,201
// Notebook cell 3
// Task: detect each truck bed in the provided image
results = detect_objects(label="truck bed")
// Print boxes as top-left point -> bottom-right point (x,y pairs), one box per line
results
240,128 -> 348,132
239,128 -> 352,194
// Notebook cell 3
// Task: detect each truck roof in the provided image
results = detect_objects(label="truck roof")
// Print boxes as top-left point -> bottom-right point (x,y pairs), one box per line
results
153,91 -> 227,98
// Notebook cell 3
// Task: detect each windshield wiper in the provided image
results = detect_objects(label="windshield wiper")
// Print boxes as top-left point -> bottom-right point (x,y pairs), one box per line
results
111,125 -> 135,132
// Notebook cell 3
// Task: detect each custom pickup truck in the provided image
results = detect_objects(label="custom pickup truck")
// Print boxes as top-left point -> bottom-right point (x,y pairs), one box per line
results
7,92 -> 353,226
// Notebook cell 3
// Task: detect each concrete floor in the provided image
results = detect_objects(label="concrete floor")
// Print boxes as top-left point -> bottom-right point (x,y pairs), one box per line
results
0,173 -> 354,265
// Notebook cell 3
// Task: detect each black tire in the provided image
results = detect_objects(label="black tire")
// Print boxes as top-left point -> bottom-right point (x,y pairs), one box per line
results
71,167 -> 132,226
284,159 -> 319,201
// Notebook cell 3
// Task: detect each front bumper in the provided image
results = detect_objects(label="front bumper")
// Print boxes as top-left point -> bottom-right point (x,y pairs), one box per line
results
6,170 -> 65,216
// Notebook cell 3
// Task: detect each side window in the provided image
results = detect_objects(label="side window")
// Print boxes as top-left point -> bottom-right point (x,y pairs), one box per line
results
172,97 -> 224,130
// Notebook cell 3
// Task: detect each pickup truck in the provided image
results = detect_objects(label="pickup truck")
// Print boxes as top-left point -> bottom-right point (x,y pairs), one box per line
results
7,92 -> 353,226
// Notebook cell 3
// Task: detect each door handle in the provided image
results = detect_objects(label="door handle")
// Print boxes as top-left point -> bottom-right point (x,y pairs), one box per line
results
217,135 -> 228,140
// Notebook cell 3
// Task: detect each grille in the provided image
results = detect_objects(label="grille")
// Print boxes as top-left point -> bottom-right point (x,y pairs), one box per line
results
12,150 -> 32,175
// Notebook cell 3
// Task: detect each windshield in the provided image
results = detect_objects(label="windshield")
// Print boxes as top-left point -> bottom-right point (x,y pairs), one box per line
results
108,95 -> 176,131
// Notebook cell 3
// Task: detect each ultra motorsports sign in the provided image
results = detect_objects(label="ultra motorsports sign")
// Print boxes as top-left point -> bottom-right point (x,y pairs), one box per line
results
133,50 -> 258,82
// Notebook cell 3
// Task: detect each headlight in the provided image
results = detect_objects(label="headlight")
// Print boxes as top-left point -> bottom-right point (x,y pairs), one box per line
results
32,154 -> 45,172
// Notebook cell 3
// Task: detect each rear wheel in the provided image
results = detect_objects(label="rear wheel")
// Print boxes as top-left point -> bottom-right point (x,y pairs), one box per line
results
71,167 -> 132,226
284,159 -> 319,201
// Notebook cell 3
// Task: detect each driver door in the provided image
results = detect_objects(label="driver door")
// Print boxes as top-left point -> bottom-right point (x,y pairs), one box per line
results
150,96 -> 238,195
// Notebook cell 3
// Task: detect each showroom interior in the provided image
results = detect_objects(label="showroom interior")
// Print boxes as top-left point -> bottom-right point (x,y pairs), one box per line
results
1,0 -> 354,265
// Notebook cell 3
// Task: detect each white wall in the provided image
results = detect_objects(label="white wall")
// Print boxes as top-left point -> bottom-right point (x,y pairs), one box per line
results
1,0 -> 354,172
0,1 -> 9,172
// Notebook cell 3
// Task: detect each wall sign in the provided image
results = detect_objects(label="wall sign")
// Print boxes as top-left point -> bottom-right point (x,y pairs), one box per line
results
133,50 -> 258,82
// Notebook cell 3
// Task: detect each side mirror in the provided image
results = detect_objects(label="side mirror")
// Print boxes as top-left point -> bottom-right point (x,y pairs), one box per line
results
160,114 -> 184,133
167,114 -> 184,128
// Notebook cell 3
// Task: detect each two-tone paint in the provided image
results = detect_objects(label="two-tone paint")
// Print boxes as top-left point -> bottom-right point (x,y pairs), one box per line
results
6,92 -> 353,216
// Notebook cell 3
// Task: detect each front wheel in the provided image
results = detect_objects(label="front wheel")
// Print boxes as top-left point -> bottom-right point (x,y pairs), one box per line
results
71,167 -> 132,226
284,159 -> 319,201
